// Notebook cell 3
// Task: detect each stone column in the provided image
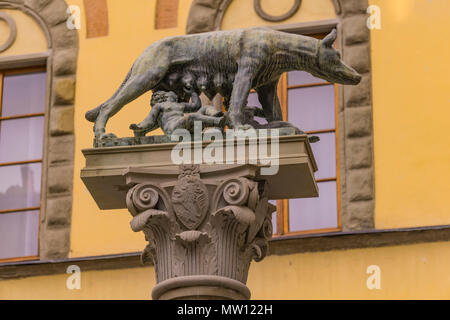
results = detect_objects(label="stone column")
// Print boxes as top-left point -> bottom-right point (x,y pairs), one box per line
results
81,134 -> 318,299
125,164 -> 275,300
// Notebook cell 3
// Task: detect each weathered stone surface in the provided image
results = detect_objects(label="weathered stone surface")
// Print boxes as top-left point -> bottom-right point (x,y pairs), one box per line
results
47,165 -> 74,195
186,5 -> 217,34
342,200 -> 374,230
345,136 -> 372,169
24,0 -> 52,11
38,0 -> 68,27
50,105 -> 74,135
195,0 -> 224,9
345,106 -> 372,137
54,78 -> 75,104
40,226 -> 70,259
339,0 -> 368,16
48,134 -> 74,165
344,74 -> 371,107
46,196 -> 72,227
344,43 -> 370,74
53,48 -> 78,76
50,22 -> 78,49
4,0 -> 25,5
343,14 -> 370,45
122,164 -> 275,299
347,168 -> 373,201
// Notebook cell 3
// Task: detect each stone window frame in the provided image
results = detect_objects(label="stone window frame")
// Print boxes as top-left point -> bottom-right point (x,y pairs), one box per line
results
0,0 -> 78,260
186,0 -> 375,232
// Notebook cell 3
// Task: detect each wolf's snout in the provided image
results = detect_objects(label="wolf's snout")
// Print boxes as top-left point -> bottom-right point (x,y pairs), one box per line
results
353,74 -> 362,84
342,65 -> 362,85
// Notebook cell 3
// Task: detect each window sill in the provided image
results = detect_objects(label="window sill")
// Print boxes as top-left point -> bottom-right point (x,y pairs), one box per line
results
1,225 -> 450,280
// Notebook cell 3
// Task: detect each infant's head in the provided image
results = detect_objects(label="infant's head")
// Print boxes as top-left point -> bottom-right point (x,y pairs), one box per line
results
151,91 -> 178,105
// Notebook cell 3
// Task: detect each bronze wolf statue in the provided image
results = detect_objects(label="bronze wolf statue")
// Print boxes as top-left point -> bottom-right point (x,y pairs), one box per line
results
86,28 -> 361,139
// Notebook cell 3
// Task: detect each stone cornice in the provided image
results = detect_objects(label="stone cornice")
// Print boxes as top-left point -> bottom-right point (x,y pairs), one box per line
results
2,225 -> 449,280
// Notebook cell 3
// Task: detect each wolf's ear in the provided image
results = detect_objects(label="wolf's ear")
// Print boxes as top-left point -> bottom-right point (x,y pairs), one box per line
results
322,29 -> 337,48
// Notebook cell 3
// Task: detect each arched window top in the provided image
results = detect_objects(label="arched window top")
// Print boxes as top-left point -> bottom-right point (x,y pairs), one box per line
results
221,0 -> 337,30
0,8 -> 48,57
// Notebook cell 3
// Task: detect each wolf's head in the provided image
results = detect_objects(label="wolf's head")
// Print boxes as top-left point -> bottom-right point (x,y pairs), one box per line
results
308,29 -> 361,85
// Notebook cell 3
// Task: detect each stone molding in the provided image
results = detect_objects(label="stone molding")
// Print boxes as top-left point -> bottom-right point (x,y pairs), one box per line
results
2,225 -> 450,280
0,11 -> 17,52
186,0 -> 375,231
152,275 -> 251,300
253,0 -> 301,22
186,0 -> 232,34
0,0 -> 78,259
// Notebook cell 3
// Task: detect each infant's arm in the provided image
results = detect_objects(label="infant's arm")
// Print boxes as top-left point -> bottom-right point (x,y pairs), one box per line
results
182,91 -> 202,113
130,104 -> 162,136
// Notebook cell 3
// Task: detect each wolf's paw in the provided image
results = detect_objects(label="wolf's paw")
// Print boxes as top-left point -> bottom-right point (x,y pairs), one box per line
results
234,124 -> 253,131
130,123 -> 147,137
96,132 -> 117,140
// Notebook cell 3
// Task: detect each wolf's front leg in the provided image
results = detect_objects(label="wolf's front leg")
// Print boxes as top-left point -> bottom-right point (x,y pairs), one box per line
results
228,65 -> 256,129
94,109 -> 115,139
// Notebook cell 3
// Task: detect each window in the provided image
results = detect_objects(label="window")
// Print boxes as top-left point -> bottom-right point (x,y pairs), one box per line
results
248,32 -> 341,236
0,67 -> 46,262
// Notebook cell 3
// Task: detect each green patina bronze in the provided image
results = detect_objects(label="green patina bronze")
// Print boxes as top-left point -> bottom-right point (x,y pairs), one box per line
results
85,27 -> 361,141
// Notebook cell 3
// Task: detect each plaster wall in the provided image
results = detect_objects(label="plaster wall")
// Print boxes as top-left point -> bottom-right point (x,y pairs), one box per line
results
369,0 -> 450,228
1,241 -> 449,299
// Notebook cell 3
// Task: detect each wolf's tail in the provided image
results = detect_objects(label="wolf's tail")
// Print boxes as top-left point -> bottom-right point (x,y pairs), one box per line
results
85,65 -> 134,122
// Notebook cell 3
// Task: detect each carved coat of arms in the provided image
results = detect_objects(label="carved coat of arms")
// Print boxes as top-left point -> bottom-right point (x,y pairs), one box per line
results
171,165 -> 209,230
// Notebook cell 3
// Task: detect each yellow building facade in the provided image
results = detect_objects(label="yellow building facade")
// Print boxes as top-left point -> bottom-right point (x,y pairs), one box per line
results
0,0 -> 449,299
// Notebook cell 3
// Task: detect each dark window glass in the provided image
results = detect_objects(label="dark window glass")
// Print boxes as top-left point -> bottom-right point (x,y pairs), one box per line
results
288,71 -> 327,86
288,181 -> 338,232
1,72 -> 46,117
0,116 -> 44,162
0,69 -> 46,261
0,163 -> 41,211
287,85 -> 335,132
310,132 -> 336,180
0,210 -> 39,259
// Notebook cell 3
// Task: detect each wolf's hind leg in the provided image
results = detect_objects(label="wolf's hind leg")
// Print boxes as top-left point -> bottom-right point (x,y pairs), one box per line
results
228,65 -> 256,129
256,80 -> 282,122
